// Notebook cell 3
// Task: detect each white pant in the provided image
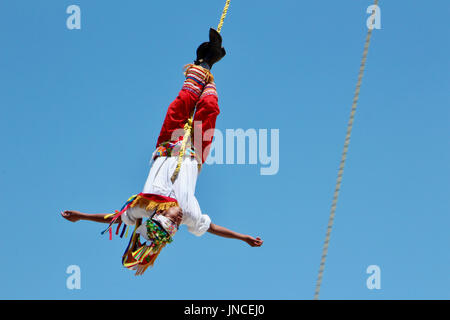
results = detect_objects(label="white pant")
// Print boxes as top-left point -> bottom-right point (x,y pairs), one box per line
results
122,156 -> 211,237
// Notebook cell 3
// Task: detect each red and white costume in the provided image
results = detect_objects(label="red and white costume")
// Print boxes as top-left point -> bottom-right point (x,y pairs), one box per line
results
121,65 -> 220,236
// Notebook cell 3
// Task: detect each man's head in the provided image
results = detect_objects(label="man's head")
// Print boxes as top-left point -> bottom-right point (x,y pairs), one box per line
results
157,206 -> 183,227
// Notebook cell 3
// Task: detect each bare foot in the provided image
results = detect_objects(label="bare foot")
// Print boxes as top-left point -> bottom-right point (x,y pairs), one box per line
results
244,236 -> 263,247
61,210 -> 84,222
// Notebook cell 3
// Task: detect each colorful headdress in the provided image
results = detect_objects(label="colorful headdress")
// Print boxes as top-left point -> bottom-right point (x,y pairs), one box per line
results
102,193 -> 179,276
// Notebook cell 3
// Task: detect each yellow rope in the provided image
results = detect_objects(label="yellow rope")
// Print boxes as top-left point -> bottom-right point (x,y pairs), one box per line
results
170,117 -> 193,183
217,0 -> 231,33
314,0 -> 379,300
171,0 -> 231,183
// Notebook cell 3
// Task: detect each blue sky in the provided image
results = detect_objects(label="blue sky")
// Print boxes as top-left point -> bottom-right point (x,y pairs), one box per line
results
0,1 -> 448,299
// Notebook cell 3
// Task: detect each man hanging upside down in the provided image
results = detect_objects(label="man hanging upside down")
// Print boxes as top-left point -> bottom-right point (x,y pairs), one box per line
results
61,29 -> 263,275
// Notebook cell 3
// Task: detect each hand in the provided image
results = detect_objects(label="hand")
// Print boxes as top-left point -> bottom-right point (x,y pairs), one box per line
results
244,235 -> 263,247
61,210 -> 84,222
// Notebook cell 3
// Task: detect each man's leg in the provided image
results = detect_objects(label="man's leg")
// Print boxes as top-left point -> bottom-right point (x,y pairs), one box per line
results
193,82 -> 220,163
156,65 -> 213,147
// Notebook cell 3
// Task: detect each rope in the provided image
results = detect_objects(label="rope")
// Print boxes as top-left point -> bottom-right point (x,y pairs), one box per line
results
170,0 -> 231,183
313,0 -> 378,300
217,0 -> 231,33
171,117 -> 193,183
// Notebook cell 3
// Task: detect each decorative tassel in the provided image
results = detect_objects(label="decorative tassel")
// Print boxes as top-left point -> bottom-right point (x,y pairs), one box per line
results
130,195 -> 177,212
109,228 -> 112,240
115,221 -> 122,235
120,224 -> 126,238
104,213 -> 115,220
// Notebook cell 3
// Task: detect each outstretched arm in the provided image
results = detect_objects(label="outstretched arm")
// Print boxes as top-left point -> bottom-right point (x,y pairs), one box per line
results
61,210 -> 120,224
207,223 -> 263,247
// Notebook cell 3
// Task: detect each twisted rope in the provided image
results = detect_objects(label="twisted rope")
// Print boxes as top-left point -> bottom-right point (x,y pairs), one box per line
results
171,0 -> 231,183
217,0 -> 231,33
314,0 -> 379,300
